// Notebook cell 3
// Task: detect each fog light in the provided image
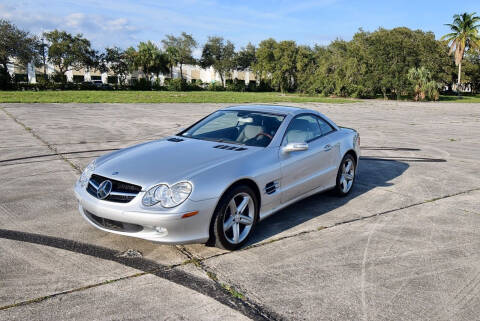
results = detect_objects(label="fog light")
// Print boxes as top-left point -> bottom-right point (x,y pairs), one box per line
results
155,226 -> 167,234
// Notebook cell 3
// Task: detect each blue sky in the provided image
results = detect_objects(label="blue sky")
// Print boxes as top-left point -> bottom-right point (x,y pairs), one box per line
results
1,0 -> 479,55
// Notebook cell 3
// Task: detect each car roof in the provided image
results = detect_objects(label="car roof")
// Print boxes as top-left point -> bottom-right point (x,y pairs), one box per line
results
222,104 -> 313,116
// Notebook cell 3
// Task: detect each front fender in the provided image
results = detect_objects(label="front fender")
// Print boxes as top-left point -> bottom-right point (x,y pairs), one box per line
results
187,147 -> 281,204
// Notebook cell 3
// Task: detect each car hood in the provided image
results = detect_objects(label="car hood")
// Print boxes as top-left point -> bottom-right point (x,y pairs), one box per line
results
94,138 -> 258,189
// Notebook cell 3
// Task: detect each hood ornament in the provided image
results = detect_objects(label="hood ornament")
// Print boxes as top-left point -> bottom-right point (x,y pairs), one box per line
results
97,180 -> 113,200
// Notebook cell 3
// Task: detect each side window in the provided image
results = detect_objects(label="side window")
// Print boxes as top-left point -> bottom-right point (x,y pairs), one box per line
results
284,115 -> 322,144
316,116 -> 335,136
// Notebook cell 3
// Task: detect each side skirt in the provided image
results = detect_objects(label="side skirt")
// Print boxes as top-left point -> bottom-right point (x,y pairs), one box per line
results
258,184 -> 336,221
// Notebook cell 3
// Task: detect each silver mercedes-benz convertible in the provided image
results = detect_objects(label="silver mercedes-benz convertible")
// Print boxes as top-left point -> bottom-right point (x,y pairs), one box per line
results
74,105 -> 360,250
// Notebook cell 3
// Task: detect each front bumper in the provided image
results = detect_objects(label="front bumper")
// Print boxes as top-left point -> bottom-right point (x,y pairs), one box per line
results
74,182 -> 218,244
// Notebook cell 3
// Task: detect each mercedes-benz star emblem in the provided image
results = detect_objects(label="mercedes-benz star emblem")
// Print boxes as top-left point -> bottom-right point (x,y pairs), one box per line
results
97,180 -> 113,200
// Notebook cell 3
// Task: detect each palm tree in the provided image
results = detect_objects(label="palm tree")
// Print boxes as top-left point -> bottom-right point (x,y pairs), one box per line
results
165,46 -> 179,79
442,12 -> 480,90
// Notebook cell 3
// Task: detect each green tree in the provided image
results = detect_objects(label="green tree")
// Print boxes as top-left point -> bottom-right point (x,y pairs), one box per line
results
44,30 -> 96,81
463,53 -> 480,93
235,42 -> 256,71
302,27 -> 450,99
103,47 -> 130,85
162,32 -> 197,80
296,45 -> 324,94
164,46 -> 179,78
442,12 -> 480,88
295,45 -> 321,94
128,41 -> 169,82
272,41 -> 298,93
252,38 -> 277,81
0,19 -> 39,87
200,37 -> 235,86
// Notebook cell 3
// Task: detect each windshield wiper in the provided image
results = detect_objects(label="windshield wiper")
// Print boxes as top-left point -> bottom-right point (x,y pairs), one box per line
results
183,136 -> 245,145
214,138 -> 245,145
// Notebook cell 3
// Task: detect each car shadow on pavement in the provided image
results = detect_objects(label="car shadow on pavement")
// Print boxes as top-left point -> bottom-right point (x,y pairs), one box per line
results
247,157 -> 411,246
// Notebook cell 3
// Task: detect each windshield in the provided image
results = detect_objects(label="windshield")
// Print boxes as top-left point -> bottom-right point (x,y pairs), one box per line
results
180,110 -> 285,147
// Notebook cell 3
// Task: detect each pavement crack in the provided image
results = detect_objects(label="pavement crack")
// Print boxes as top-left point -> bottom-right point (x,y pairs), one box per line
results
176,245 -> 282,321
0,107 -> 81,174
0,271 -> 150,312
201,187 -> 480,261
0,148 -> 120,164
0,229 -> 277,321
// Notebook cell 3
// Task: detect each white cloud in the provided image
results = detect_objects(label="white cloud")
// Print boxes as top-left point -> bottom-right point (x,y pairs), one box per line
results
1,0 -> 342,49
65,13 -> 86,28
0,3 -> 139,48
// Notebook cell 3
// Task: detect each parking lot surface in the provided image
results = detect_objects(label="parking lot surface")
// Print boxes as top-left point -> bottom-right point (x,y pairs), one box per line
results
1,101 -> 479,320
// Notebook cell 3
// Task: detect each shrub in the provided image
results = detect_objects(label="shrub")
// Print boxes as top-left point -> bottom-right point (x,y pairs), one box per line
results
226,78 -> 246,92
33,76 -> 52,90
408,67 -> 440,101
189,79 -> 204,91
151,78 -> 167,91
79,82 -> 97,90
131,78 -> 152,90
256,80 -> 274,92
246,81 -> 257,92
0,70 -> 13,89
425,81 -> 440,101
207,82 -> 225,91
166,78 -> 188,91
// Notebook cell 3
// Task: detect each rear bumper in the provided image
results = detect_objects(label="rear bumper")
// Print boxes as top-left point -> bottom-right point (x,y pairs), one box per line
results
75,182 -> 218,244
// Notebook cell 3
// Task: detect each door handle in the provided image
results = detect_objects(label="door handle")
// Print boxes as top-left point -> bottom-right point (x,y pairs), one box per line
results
324,144 -> 332,151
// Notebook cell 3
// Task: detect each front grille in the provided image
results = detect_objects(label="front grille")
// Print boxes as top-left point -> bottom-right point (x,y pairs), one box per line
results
85,210 -> 143,232
87,174 -> 141,203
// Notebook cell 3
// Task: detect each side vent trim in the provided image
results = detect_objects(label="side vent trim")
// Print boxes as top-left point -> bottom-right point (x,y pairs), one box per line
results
167,137 -> 184,142
265,181 -> 279,195
213,145 -> 248,151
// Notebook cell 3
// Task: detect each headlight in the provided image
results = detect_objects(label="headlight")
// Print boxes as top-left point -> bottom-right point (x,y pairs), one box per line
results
142,181 -> 193,208
79,160 -> 96,187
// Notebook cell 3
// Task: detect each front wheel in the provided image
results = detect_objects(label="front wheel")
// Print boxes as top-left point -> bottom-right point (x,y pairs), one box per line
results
334,154 -> 356,196
212,185 -> 259,250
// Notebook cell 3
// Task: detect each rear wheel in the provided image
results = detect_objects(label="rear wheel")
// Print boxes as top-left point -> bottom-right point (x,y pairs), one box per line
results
335,154 -> 356,196
212,185 -> 258,250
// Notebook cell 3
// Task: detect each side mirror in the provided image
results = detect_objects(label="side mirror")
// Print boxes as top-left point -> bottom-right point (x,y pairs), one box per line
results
282,142 -> 309,153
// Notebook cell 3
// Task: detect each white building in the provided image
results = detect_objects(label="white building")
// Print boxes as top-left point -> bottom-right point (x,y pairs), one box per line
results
8,60 -> 257,85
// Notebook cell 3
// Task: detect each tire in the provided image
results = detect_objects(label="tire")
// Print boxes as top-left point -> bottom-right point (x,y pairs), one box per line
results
334,154 -> 356,196
211,185 -> 259,250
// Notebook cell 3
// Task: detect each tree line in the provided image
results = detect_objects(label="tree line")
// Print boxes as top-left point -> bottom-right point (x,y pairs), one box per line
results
1,12 -> 479,100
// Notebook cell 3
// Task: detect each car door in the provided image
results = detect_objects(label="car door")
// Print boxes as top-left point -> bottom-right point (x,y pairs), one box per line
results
279,114 -> 336,203
315,115 -> 341,188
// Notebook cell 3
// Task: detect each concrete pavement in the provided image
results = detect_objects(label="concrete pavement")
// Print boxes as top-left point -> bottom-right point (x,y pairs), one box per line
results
0,101 -> 479,320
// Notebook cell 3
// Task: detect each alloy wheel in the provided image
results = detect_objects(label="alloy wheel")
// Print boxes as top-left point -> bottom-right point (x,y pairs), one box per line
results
222,192 -> 255,244
339,158 -> 355,193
